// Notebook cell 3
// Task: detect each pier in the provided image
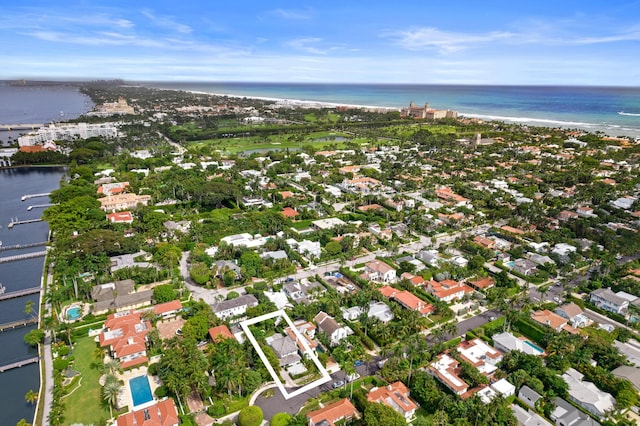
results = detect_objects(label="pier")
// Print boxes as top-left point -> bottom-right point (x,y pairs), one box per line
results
27,203 -> 54,211
0,318 -> 38,332
0,251 -> 46,264
21,192 -> 51,202
0,241 -> 47,252
0,287 -> 41,301
0,357 -> 39,373
0,124 -> 44,131
7,218 -> 43,229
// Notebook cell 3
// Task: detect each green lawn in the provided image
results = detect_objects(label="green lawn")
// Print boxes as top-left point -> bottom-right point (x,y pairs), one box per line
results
63,335 -> 112,425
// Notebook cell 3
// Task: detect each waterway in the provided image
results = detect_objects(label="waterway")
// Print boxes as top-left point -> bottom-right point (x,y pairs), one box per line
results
0,167 -> 66,426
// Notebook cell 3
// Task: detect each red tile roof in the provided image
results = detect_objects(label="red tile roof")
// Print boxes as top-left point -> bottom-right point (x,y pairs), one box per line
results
116,398 -> 179,426
153,300 -> 182,315
281,207 -> 299,218
307,398 -> 358,426
208,325 -> 235,342
367,381 -> 417,416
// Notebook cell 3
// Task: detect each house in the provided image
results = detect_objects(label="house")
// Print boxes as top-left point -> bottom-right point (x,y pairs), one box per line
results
492,332 -> 545,356
363,260 -> 397,283
314,311 -> 350,346
116,398 -> 179,426
152,300 -> 183,319
306,398 -> 358,426
512,405 -> 553,426
400,272 -> 426,286
491,378 -> 516,398
208,325 -> 235,342
531,310 -> 580,334
98,193 -> 151,212
519,385 -> 544,409
559,210 -> 579,221
417,250 -> 440,266
367,381 -> 418,422
266,334 -> 301,367
468,277 -> 495,291
110,251 -> 153,272
283,280 -> 326,304
91,279 -> 154,315
396,255 -> 425,272
612,365 -> 640,392
577,206 -> 596,218
429,353 -> 468,395
212,294 -> 259,320
163,220 -> 191,235
281,207 -> 299,218
341,302 -> 395,323
312,217 -> 346,231
285,321 -> 318,355
426,279 -> 474,302
555,303 -> 590,328
473,235 -> 496,250
550,397 -> 602,426
107,211 -> 133,224
562,368 -> 615,418
513,259 -> 538,276
589,288 -> 629,315
529,253 -> 555,266
261,250 -> 288,261
456,338 -> 503,376
287,239 -> 322,259
220,233 -> 270,249
212,260 -> 243,280
341,306 -> 363,321
378,286 -> 434,316
99,310 -> 151,369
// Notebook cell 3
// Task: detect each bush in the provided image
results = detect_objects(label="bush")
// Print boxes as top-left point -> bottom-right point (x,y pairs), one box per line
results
53,358 -> 70,372
238,406 -> 264,426
207,404 -> 225,417
153,284 -> 177,303
271,412 -> 291,426
154,385 -> 168,398
148,363 -> 158,375
57,345 -> 71,357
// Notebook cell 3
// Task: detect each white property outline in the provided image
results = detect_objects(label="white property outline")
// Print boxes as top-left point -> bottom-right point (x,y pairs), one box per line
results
240,309 -> 332,399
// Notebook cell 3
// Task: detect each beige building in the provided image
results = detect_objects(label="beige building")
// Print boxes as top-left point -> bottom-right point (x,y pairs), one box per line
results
99,193 -> 151,212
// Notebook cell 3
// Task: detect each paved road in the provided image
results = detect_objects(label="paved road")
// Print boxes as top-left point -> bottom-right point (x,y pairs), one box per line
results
528,282 -> 564,304
254,359 -> 381,421
455,309 -> 502,336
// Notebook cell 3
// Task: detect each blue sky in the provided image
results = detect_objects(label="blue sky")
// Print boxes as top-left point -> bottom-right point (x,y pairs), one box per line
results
2,1 -> 639,85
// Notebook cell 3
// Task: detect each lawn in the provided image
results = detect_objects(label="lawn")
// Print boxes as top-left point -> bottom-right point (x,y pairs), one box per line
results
63,335 -> 112,425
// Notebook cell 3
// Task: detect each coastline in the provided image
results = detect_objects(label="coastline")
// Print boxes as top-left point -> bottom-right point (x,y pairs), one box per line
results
148,84 -> 640,139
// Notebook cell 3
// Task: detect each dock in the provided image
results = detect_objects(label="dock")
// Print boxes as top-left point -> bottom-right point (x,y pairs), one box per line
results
21,192 -> 51,202
0,241 -> 47,252
0,251 -> 46,264
0,357 -> 39,373
7,218 -> 43,229
0,318 -> 38,332
0,287 -> 41,301
27,203 -> 54,211
0,124 -> 44,131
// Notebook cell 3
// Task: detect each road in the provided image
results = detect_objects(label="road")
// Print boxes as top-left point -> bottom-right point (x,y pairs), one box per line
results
254,359 -> 381,421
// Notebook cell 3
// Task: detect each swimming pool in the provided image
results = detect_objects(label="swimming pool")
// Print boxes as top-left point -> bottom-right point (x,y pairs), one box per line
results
67,306 -> 82,320
504,261 -> 515,268
524,340 -> 544,354
129,375 -> 154,407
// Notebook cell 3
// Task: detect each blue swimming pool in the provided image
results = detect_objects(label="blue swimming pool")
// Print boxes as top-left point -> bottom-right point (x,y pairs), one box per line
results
67,306 -> 81,320
129,375 -> 153,407
524,340 -> 544,354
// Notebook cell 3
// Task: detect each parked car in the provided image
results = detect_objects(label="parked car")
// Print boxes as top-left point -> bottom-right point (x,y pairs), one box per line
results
346,372 -> 360,382
332,380 -> 345,389
354,360 -> 364,367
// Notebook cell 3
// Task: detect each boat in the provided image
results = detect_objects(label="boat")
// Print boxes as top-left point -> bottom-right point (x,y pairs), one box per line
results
0,283 -> 5,295
618,111 -> 640,116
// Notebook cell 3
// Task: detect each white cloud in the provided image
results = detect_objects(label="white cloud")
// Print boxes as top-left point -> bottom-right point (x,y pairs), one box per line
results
384,27 -> 514,53
140,9 -> 192,34
269,8 -> 312,20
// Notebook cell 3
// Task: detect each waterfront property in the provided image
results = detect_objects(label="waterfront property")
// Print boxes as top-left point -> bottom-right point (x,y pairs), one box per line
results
99,310 -> 151,369
116,398 -> 179,426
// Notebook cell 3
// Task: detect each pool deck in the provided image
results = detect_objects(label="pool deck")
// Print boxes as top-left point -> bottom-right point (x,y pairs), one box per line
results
116,365 -> 162,411
157,317 -> 186,340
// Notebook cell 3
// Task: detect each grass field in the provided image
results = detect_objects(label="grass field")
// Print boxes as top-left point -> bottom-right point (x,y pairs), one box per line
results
63,335 -> 112,425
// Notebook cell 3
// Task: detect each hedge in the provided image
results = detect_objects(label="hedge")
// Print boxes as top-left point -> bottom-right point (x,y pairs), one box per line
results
349,322 -> 376,350
513,317 -> 546,344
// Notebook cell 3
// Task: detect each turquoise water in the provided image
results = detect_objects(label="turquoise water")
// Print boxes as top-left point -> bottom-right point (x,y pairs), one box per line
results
129,375 -> 153,407
504,261 -> 515,268
66,306 -> 81,320
146,82 -> 640,138
524,341 -> 544,353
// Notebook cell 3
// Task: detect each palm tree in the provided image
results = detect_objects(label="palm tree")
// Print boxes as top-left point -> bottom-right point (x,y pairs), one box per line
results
24,300 -> 36,319
16,419 -> 32,426
102,376 -> 122,418
24,389 -> 38,405
104,359 -> 121,376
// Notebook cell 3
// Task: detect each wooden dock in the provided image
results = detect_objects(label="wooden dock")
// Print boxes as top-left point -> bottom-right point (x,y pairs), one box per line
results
0,241 -> 47,252
0,357 -> 39,373
0,318 -> 38,332
0,250 -> 46,263
7,218 -> 43,229
0,286 -> 40,301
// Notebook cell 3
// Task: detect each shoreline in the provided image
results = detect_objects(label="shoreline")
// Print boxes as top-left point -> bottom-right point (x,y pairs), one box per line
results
153,86 -> 640,139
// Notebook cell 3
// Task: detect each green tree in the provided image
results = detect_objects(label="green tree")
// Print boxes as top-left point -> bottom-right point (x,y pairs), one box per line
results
238,406 -> 264,426
325,241 -> 342,257
363,401 -> 406,426
16,419 -> 32,426
24,389 -> 38,405
24,329 -> 45,346
102,375 -> 122,418
190,262 -> 211,285
153,284 -> 177,303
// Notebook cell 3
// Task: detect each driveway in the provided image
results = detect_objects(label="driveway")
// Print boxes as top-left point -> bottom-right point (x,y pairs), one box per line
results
253,359 -> 381,421
456,309 -> 502,336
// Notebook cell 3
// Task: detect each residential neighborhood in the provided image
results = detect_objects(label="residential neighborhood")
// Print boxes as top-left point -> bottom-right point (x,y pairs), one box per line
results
18,83 -> 640,426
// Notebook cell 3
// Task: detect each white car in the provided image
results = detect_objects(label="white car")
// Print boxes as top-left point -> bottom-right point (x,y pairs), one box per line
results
346,372 -> 360,382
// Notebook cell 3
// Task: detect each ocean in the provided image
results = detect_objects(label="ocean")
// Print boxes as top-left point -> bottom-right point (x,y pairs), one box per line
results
145,82 -> 640,139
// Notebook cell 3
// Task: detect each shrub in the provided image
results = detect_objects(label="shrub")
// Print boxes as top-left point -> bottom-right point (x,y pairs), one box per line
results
154,385 -> 168,398
270,412 -> 291,426
207,404 -> 225,417
148,363 -> 158,375
238,406 -> 264,426
53,358 -> 70,372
